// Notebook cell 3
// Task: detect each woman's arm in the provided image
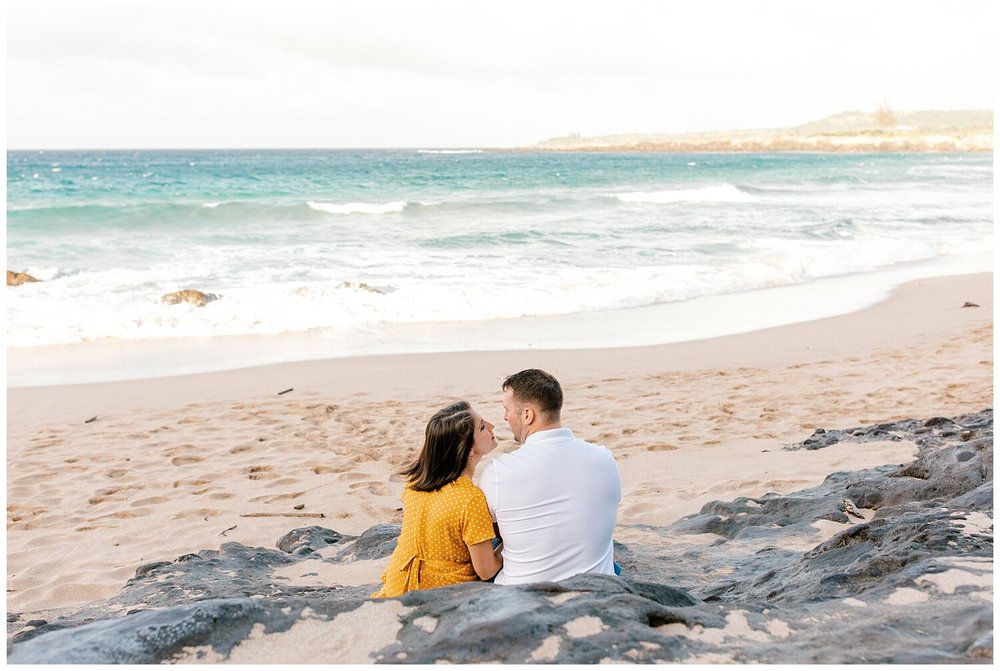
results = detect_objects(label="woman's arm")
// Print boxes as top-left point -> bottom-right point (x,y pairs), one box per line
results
468,539 -> 502,580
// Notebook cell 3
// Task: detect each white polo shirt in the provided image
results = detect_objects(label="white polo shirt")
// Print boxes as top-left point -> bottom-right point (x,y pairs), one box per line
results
478,428 -> 621,585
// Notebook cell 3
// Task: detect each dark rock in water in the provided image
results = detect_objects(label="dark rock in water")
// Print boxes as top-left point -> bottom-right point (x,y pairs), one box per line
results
7,410 -> 993,664
6,270 -> 39,286
160,289 -> 221,307
336,281 -> 384,294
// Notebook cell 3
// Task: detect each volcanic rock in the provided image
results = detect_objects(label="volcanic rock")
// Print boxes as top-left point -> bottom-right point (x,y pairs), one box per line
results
7,270 -> 39,286
161,289 -> 220,307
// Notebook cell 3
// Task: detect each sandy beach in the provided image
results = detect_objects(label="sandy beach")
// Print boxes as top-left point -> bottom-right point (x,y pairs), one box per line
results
6,271 -> 993,628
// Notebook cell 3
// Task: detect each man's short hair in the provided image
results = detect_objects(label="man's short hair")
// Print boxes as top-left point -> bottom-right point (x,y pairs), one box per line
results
502,368 -> 563,419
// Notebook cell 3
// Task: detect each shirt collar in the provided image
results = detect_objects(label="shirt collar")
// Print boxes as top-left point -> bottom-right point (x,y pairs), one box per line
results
523,427 -> 574,445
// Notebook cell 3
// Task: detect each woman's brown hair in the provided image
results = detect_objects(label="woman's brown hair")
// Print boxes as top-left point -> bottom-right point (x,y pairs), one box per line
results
401,401 -> 475,492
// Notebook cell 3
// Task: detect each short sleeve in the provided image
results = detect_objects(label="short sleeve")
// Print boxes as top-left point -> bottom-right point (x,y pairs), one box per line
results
461,486 -> 496,547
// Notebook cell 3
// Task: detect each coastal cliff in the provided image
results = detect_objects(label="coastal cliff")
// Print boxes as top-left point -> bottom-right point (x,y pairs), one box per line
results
530,109 -> 993,153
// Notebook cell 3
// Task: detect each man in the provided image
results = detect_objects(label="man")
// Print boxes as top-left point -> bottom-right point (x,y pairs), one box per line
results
478,368 -> 621,585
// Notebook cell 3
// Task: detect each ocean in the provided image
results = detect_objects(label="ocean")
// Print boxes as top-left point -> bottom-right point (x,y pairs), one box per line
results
6,149 -> 993,382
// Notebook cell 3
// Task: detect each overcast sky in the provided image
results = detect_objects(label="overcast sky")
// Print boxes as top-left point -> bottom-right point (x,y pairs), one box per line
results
6,0 -> 995,149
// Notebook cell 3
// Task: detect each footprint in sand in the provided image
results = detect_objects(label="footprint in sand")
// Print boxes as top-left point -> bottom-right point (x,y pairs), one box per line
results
171,456 -> 206,466
131,496 -> 170,507
622,502 -> 657,516
247,466 -> 275,480
88,487 -> 126,505
28,435 -> 66,450
173,478 -> 213,489
249,491 -> 304,503
94,510 -> 147,520
8,507 -> 48,524
312,464 -> 351,475
337,471 -> 372,481
645,444 -> 678,452
173,508 -> 222,520
165,444 -> 199,455
707,479 -> 760,494
305,404 -> 338,419
349,481 -> 388,496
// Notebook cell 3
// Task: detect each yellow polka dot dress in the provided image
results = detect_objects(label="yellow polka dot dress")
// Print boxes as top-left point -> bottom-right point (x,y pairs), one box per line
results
372,476 -> 494,598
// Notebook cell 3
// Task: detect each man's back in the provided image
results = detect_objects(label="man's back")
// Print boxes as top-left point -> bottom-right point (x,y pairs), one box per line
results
478,428 -> 621,585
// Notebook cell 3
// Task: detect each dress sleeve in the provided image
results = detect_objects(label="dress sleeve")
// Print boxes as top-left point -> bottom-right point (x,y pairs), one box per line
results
461,485 -> 496,547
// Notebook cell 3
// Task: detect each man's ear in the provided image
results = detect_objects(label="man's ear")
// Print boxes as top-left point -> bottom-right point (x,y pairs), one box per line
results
523,406 -> 535,426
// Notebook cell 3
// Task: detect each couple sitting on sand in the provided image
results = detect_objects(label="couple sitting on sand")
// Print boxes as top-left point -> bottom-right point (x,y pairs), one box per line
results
373,368 -> 621,598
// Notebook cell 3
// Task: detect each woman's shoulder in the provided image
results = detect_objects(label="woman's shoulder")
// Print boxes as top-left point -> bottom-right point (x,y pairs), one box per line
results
407,477 -> 486,503
451,475 -> 481,490
451,476 -> 489,504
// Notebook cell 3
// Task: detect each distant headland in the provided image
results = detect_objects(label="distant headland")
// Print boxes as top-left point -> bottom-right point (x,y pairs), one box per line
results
527,109 -> 992,153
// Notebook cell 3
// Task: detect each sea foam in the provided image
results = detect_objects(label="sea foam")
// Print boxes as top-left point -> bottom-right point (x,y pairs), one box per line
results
307,200 -> 407,215
615,184 -> 756,204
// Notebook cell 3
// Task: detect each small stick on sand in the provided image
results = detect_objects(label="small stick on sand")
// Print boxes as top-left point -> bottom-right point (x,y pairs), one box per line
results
220,524 -> 238,536
240,512 -> 325,519
278,388 -> 293,395
84,416 -> 97,424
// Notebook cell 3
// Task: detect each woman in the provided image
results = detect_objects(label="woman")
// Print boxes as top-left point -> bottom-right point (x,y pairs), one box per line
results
372,401 -> 502,598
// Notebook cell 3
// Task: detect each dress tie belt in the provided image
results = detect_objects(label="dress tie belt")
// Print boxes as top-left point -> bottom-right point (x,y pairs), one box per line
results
401,555 -> 467,591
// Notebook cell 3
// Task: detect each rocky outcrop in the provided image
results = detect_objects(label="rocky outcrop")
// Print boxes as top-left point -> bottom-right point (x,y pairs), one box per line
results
530,110 -> 993,153
7,410 -> 992,664
7,271 -> 39,286
161,289 -> 221,307
336,281 -> 384,294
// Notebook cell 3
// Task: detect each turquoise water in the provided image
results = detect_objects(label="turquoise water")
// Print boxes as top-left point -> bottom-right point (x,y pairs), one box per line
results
6,150 -> 993,347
